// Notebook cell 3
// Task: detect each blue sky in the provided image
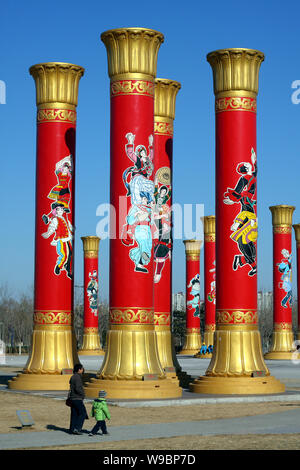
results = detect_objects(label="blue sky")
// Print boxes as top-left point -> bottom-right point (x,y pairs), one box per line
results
1,0 -> 300,302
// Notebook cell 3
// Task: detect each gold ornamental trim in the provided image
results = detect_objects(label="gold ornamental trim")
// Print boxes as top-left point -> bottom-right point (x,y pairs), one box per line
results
207,48 -> 264,97
34,310 -> 72,325
81,236 -> 100,253
186,254 -> 200,261
101,27 -> 164,80
37,108 -> 77,124
205,234 -> 216,242
274,322 -> 293,331
110,308 -> 154,324
186,328 -> 201,334
29,62 -> 84,107
293,224 -> 300,243
154,312 -> 171,325
273,226 -> 292,234
215,96 -> 257,113
205,324 -> 216,332
111,79 -> 154,97
83,327 -> 99,334
154,78 -> 181,120
217,309 -> 258,324
154,120 -> 174,136
84,252 -> 99,259
270,205 -> 295,227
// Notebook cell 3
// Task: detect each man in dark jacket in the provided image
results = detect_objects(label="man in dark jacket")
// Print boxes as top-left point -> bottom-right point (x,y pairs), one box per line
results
69,363 -> 88,434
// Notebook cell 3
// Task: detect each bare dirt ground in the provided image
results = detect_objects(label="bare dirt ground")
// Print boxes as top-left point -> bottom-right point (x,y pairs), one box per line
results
2,367 -> 300,450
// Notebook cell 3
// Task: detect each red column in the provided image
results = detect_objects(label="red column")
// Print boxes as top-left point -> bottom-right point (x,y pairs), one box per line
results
153,79 -> 181,376
293,224 -> 300,340
79,236 -> 104,355
265,205 -> 295,359
190,48 -> 284,394
84,27 -> 181,399
179,240 -> 202,355
9,62 -> 84,391
196,216 -> 216,358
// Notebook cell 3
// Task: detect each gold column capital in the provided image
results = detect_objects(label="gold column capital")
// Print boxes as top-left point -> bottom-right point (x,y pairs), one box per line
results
207,48 -> 264,98
202,215 -> 215,238
81,236 -> 100,254
29,62 -> 85,108
269,205 -> 295,228
100,27 -> 164,81
154,78 -> 181,120
183,239 -> 202,257
293,223 -> 300,244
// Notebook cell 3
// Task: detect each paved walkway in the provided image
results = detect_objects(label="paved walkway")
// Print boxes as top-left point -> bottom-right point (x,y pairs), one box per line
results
1,408 -> 300,449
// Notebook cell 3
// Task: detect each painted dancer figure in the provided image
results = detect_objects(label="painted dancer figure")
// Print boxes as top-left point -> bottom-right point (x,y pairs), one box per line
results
42,155 -> 73,224
126,192 -> 154,273
187,274 -> 201,318
87,270 -> 98,316
121,132 -> 155,251
277,249 -> 292,308
223,148 -> 257,276
207,260 -> 216,304
42,202 -> 73,279
123,132 -> 154,203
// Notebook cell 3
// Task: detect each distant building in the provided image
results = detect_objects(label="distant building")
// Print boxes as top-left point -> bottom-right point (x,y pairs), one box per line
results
172,292 -> 186,312
257,291 -> 273,311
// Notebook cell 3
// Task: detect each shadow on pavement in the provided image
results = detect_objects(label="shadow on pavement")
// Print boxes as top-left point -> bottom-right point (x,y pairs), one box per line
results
46,424 -> 90,435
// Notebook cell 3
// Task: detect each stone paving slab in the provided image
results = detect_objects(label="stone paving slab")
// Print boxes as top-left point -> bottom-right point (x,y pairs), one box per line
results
1,408 -> 300,449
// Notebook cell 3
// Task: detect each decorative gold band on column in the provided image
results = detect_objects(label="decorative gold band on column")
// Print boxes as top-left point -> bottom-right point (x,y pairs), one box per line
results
274,322 -> 293,331
205,234 -> 215,242
154,117 -> 174,136
273,226 -> 292,234
37,104 -> 77,123
154,312 -> 171,326
34,310 -> 72,325
186,254 -> 200,261
111,79 -> 154,97
205,324 -> 216,332
109,307 -> 154,324
216,309 -> 258,325
215,96 -> 257,113
186,328 -> 200,334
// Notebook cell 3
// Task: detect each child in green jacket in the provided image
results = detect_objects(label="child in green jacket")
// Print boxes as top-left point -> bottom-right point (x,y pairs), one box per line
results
89,390 -> 111,436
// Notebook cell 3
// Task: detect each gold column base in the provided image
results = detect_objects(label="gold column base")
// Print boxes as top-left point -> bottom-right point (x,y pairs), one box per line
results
264,329 -> 295,360
84,377 -> 182,399
190,375 -> 285,395
8,325 -> 79,391
8,371 -> 93,391
83,324 -> 182,398
189,324 -> 285,394
178,329 -> 201,355
8,373 -> 72,391
79,328 -> 105,356
155,326 -> 176,369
